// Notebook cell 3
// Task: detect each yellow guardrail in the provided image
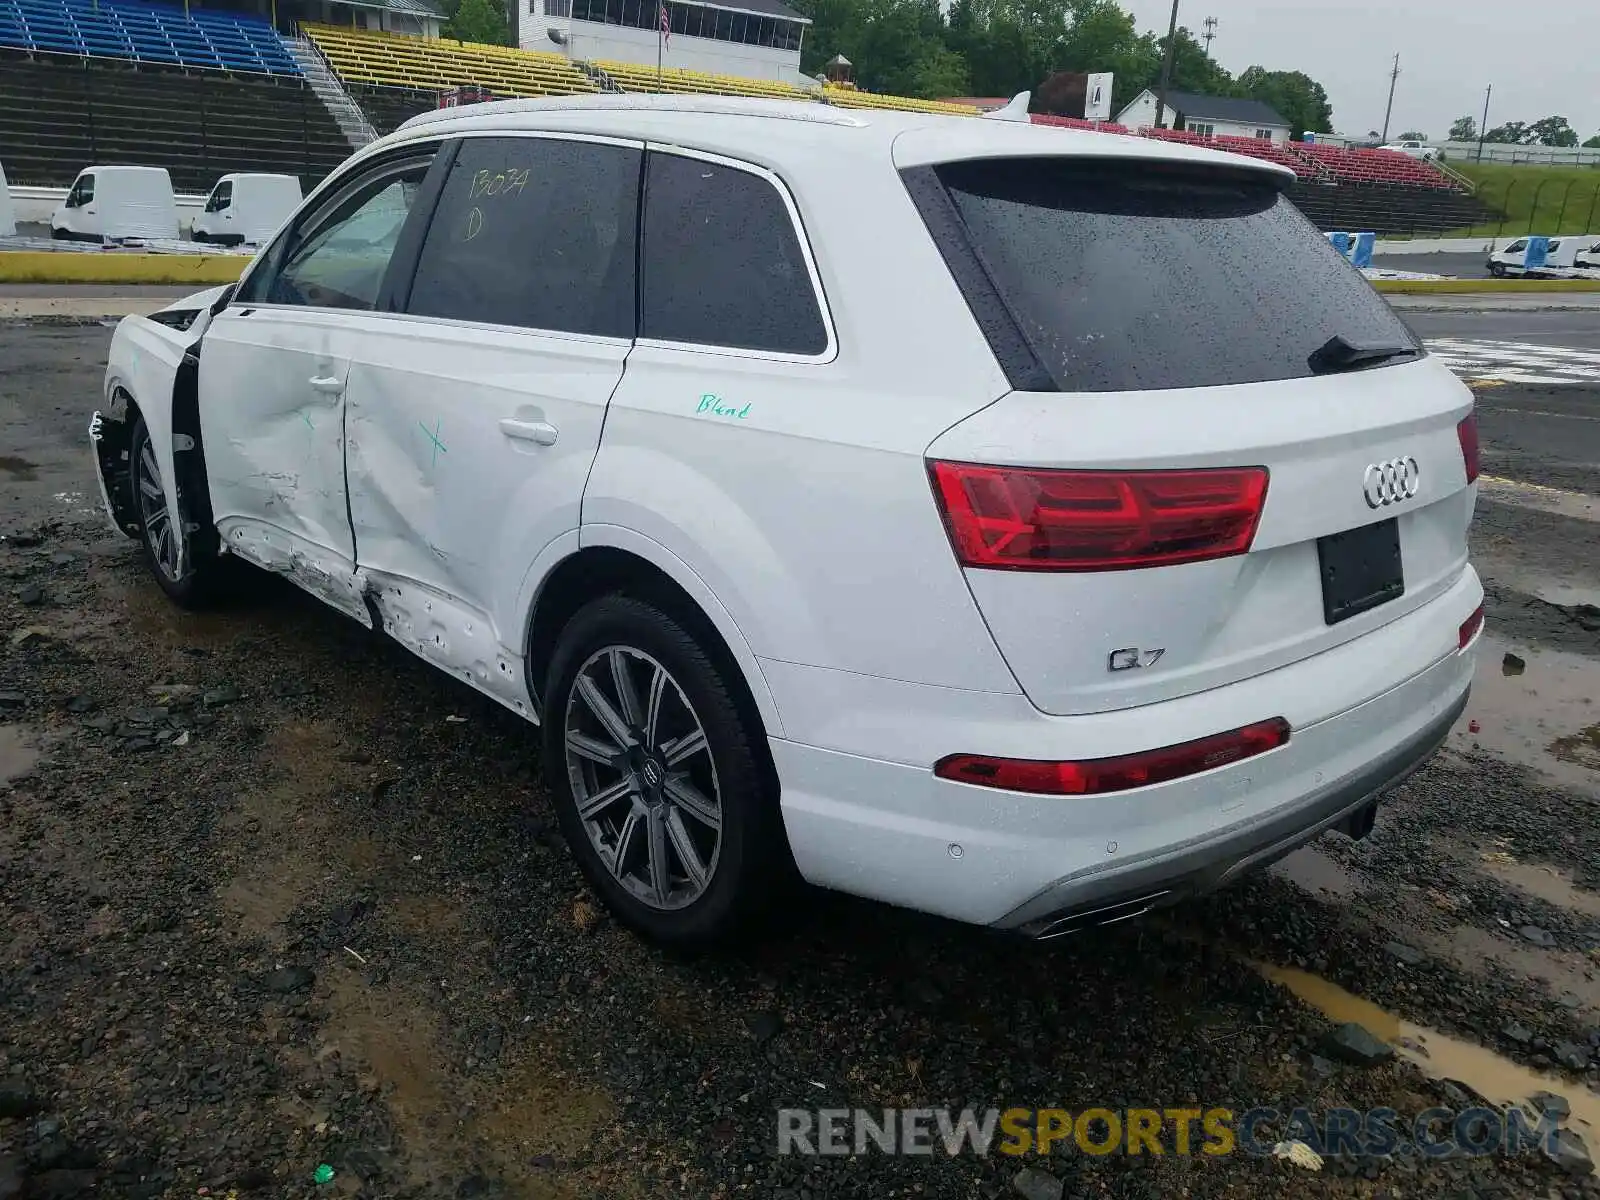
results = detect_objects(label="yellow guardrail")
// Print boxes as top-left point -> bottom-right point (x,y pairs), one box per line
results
1372,277 -> 1600,294
0,252 -> 247,285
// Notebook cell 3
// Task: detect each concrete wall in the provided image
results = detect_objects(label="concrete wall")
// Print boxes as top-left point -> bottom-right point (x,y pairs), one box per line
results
7,185 -> 205,227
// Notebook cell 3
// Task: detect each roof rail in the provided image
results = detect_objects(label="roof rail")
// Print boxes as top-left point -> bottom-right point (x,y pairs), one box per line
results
399,92 -> 870,131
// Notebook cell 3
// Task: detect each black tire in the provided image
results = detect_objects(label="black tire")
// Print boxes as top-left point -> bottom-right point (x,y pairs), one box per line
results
542,593 -> 792,948
191,229 -> 208,244
1489,262 -> 1506,277
49,225 -> 66,240
127,415 -> 226,608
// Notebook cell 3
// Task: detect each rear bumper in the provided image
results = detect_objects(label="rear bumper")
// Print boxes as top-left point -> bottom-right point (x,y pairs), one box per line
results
767,565 -> 1480,928
993,686 -> 1465,936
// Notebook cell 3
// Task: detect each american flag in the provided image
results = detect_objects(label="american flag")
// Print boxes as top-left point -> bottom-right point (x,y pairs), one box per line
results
658,0 -> 670,47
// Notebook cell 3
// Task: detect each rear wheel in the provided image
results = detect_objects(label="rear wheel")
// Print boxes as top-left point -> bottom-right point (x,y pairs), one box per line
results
542,594 -> 790,947
129,415 -> 226,607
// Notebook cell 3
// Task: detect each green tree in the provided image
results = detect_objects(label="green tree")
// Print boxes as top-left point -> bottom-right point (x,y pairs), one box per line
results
442,0 -> 508,45
1235,67 -> 1332,140
1584,133 -> 1600,149
1397,130 -> 1427,141
1484,120 -> 1532,144
1447,115 -> 1476,141
1527,115 -> 1578,147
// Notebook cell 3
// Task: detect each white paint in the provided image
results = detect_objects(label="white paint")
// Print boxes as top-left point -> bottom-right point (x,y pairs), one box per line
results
1426,338 -> 1600,385
95,95 -> 1484,931
1476,475 -> 1600,523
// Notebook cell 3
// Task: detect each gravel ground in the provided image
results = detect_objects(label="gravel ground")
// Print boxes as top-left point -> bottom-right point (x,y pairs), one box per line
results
2,324 -> 1600,1200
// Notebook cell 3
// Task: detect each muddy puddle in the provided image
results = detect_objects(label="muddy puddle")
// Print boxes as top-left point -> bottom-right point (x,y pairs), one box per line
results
1263,965 -> 1600,1137
0,724 -> 40,786
1454,634 -> 1600,790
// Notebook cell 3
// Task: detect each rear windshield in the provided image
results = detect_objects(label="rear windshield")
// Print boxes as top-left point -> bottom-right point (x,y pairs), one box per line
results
920,158 -> 1419,392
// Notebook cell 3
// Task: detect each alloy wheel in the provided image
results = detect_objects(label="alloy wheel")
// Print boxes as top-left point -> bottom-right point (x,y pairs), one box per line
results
135,435 -> 183,582
562,645 -> 723,911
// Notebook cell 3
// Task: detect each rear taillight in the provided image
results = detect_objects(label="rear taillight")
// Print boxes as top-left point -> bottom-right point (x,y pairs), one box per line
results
928,462 -> 1268,572
1457,413 -> 1480,483
1459,603 -> 1484,649
935,718 -> 1290,796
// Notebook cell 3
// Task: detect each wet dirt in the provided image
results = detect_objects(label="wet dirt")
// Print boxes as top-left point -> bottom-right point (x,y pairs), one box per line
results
1265,965 -> 1600,1139
0,722 -> 41,785
1453,633 -> 1600,791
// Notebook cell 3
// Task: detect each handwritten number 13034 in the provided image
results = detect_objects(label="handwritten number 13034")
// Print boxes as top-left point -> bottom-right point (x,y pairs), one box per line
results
463,167 -> 531,241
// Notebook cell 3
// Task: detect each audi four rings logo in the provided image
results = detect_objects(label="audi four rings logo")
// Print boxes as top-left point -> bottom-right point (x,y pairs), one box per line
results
1362,457 -> 1421,508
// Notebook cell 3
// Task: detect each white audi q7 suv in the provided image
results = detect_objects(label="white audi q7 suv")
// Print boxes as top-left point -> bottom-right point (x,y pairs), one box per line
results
92,94 -> 1482,946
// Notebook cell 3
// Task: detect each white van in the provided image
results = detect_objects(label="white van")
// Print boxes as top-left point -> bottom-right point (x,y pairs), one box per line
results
1571,237 -> 1600,273
51,166 -> 179,243
191,173 -> 302,246
0,160 -> 16,237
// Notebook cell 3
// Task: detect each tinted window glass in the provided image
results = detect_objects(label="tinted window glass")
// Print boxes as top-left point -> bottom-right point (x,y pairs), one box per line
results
262,161 -> 429,310
406,136 -> 639,337
68,174 -> 94,207
641,153 -> 827,355
927,158 -> 1419,392
205,181 -> 233,212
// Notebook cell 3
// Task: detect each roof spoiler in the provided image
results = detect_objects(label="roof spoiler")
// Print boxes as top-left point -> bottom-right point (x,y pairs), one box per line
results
981,92 -> 1030,122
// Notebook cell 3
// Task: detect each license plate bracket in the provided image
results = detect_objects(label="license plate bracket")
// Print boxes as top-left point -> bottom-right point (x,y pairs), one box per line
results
1317,518 -> 1403,625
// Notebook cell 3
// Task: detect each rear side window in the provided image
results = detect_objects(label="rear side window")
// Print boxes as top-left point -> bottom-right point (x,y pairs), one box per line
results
406,136 -> 640,338
641,152 -> 828,355
916,158 -> 1419,392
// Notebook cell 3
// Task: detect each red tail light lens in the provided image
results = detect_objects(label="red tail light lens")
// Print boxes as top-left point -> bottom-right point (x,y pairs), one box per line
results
928,461 -> 1269,572
1459,603 -> 1484,649
1457,413 -> 1480,483
935,718 -> 1290,796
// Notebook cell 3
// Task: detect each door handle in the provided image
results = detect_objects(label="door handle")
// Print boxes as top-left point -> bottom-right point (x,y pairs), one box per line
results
308,375 -> 345,395
499,417 -> 558,446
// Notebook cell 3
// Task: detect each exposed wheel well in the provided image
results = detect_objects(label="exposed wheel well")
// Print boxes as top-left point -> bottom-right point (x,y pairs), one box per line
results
525,548 -> 772,750
96,387 -> 143,534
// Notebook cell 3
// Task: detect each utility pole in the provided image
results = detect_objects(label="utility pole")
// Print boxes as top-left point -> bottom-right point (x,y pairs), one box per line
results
1476,83 -> 1492,162
1153,0 -> 1181,130
1201,16 -> 1216,58
1379,53 -> 1399,143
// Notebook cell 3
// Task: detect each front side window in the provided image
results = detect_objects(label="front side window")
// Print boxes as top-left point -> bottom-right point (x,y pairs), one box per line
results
405,136 -> 639,337
67,174 -> 94,207
205,181 -> 233,212
1504,239 -> 1527,253
255,157 -> 431,310
640,152 -> 828,356
915,157 -> 1420,393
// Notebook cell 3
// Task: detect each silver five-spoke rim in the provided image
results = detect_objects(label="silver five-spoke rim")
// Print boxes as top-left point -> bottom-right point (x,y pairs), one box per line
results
564,645 -> 722,911
134,436 -> 182,582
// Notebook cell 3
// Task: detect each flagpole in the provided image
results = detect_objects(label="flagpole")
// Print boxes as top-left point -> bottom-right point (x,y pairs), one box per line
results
657,2 -> 663,90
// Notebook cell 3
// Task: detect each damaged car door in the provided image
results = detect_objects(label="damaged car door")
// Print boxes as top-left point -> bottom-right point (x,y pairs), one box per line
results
339,133 -> 642,712
197,145 -> 439,622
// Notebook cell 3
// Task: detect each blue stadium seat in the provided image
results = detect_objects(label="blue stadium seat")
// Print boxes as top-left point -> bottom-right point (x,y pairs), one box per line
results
0,0 -> 302,75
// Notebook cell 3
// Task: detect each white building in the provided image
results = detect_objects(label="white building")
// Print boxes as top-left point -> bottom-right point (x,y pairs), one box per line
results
1116,89 -> 1290,143
520,0 -> 811,85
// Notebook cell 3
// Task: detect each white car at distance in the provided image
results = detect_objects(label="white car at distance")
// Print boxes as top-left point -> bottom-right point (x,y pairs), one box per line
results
1379,139 -> 1438,160
91,94 -> 1483,947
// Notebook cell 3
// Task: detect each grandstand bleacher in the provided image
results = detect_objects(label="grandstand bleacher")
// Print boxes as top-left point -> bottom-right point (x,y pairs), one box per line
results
592,59 -> 807,101
0,51 -> 349,189
303,22 -> 595,97
819,86 -> 976,116
0,0 -> 297,74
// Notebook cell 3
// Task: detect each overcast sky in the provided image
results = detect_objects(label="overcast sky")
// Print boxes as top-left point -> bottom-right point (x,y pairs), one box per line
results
1118,0 -> 1599,142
